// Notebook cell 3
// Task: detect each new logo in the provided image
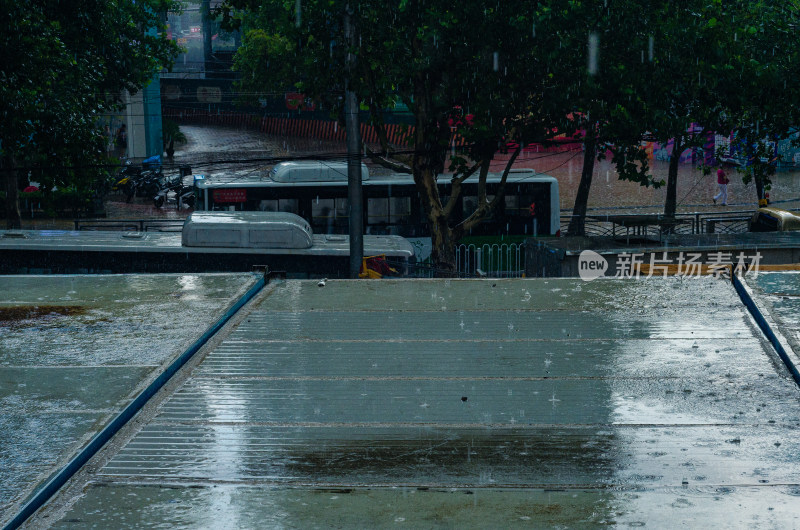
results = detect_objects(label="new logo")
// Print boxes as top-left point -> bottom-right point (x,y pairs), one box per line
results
578,250 -> 608,281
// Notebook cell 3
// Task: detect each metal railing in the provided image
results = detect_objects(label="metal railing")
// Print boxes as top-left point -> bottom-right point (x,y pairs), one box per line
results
558,209 -> 782,237
403,243 -> 526,278
455,242 -> 525,278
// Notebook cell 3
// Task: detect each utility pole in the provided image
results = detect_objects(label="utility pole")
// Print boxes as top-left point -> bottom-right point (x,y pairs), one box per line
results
201,0 -> 212,76
344,3 -> 363,278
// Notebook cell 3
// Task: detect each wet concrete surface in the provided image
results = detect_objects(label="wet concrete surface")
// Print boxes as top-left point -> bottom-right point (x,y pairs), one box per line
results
745,271 -> 800,375
51,484 -> 800,529
0,274 -> 258,524
48,278 -> 800,527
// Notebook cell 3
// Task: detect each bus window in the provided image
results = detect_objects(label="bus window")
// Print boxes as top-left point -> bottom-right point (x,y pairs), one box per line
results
368,198 -> 389,224
312,198 -> 335,220
388,197 -> 411,224
279,199 -> 298,214
259,200 -> 278,212
335,198 -> 349,221
504,194 -> 522,216
463,195 -> 502,221
463,196 -> 478,217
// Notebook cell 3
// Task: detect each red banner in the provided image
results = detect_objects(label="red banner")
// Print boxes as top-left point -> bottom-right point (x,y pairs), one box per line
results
213,189 -> 246,203
285,92 -> 316,111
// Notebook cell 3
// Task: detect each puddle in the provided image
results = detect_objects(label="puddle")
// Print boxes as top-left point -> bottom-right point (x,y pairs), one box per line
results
0,305 -> 87,327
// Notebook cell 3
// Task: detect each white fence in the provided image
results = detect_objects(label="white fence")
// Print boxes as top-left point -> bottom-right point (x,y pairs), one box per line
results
455,243 -> 525,278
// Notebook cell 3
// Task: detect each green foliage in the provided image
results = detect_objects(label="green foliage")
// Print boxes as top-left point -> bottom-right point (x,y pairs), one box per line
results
604,1 -> 800,212
0,0 -> 181,220
733,138 -> 777,196
162,118 -> 187,147
213,0 -> 800,262
3,188 -> 94,218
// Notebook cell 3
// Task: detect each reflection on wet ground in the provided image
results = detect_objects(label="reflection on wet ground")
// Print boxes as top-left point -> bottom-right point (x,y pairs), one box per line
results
0,274 -> 257,523
53,484 -> 800,529
50,277 -> 800,527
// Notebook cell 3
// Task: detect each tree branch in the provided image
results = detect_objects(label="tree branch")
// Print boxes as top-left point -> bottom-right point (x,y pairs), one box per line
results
456,144 -> 522,234
364,144 -> 412,173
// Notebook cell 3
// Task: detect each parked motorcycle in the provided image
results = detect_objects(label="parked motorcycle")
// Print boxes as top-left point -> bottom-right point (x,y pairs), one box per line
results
136,169 -> 163,199
112,161 -> 141,203
153,174 -> 195,209
113,156 -> 163,202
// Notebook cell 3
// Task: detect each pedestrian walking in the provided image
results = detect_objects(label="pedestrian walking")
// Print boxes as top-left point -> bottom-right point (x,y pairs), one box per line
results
713,166 -> 729,205
114,124 -> 127,157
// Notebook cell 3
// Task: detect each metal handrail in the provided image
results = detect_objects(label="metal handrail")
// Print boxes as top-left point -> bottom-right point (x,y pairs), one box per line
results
559,208 -> 790,236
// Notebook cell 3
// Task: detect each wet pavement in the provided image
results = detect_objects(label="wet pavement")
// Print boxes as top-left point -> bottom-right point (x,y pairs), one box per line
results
745,271 -> 800,372
0,274 -> 259,525
170,125 -> 800,213
42,277 -> 800,527
19,125 -> 800,232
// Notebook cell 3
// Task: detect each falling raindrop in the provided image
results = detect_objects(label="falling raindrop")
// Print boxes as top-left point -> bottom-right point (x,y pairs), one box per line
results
295,0 -> 301,27
493,52 -> 499,71
588,33 -> 599,75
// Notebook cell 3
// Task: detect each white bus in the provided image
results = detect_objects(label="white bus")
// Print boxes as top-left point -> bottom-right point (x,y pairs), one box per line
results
193,161 -> 561,239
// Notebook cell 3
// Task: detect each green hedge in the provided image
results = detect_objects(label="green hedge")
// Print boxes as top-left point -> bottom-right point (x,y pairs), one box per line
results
0,189 -> 94,218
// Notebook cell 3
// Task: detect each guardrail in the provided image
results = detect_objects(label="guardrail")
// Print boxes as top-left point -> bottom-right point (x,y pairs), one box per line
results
559,209 -> 792,237
403,242 -> 526,278
456,243 -> 525,278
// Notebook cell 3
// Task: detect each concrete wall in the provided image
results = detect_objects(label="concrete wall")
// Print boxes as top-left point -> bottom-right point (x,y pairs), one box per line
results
123,77 -> 163,161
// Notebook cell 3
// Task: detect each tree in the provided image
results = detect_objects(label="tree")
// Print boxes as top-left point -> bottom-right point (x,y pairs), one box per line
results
162,118 -> 188,158
217,0 -> 576,274
626,0 -> 800,216
723,1 -> 800,203
558,2 -> 659,236
0,0 -> 180,228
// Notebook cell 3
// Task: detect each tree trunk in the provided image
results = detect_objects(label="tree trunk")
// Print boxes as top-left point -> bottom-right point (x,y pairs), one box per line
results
664,135 -> 682,219
567,127 -> 597,236
410,59 -> 454,276
430,214 -> 457,276
413,142 -> 455,275
2,156 -> 21,229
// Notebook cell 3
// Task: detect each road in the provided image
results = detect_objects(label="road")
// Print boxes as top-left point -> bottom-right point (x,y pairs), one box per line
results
17,124 -> 800,230
170,125 -> 800,213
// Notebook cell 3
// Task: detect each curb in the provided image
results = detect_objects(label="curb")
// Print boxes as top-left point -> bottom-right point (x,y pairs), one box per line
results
731,272 -> 800,387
